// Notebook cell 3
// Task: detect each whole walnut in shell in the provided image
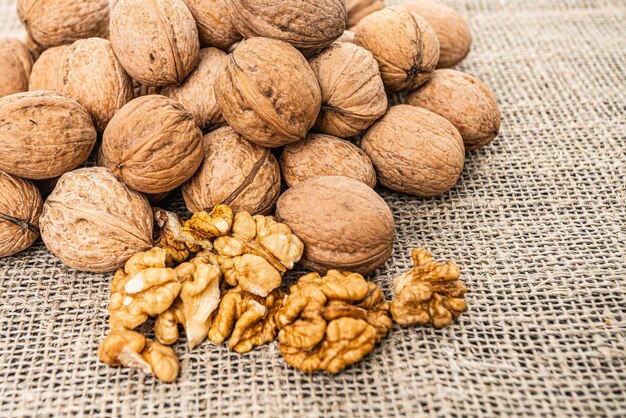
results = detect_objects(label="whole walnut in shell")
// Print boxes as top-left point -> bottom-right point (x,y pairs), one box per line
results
0,91 -> 97,180
182,126 -> 280,215
361,105 -> 464,197
110,0 -> 199,87
162,48 -> 227,128
309,42 -> 387,138
403,0 -> 471,68
226,0 -> 346,56
17,0 -> 109,49
280,134 -> 376,188
58,38 -> 134,132
182,0 -> 242,50
215,38 -> 321,148
40,167 -> 153,273
276,176 -> 394,275
354,6 -> 439,92
28,45 -> 69,91
406,69 -> 501,150
0,38 -> 33,98
345,0 -> 384,28
100,95 -> 204,194
0,171 -> 42,257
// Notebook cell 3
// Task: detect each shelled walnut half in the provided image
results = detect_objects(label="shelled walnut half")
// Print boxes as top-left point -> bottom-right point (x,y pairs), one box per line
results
391,248 -> 467,328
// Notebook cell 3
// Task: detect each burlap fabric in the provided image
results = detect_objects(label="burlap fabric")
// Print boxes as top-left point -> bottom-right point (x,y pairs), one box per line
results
1,0 -> 625,416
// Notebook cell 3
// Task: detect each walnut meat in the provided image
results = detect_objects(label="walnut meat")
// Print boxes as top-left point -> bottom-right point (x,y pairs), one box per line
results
276,176 -> 394,275
361,104 -> 465,196
182,126 -> 281,215
99,95 -> 204,194
308,42 -> 387,138
354,6 -> 439,92
0,91 -> 97,179
215,38 -> 321,148
226,0 -> 346,56
0,38 -> 33,98
391,248 -> 467,328
28,45 -> 69,91
276,270 -> 391,373
345,0 -> 384,28
0,171 -> 42,257
182,0 -> 242,50
40,167 -> 153,273
58,38 -> 134,132
17,0 -> 109,49
403,0 -> 472,68
162,48 -> 227,129
280,134 -> 376,188
406,69 -> 501,150
110,0 -> 199,87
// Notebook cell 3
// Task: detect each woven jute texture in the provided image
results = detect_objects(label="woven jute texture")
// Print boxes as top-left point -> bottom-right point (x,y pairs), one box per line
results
1,0 -> 625,417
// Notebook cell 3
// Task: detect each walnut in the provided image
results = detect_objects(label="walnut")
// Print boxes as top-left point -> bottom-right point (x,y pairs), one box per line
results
28,45 -> 69,91
208,288 -> 284,353
403,0 -> 472,68
280,134 -> 376,188
308,42 -> 387,138
182,0 -> 242,50
0,171 -> 42,257
58,38 -> 134,132
182,126 -> 281,215
24,35 -> 44,61
227,0 -> 346,56
98,330 -> 179,382
276,270 -> 391,373
17,0 -> 109,49
276,176 -> 394,275
353,6 -> 439,92
360,104 -> 465,196
110,0 -> 199,87
215,38 -> 321,148
0,91 -> 97,180
162,48 -> 227,129
40,167 -> 153,273
0,38 -> 33,98
391,248 -> 467,328
345,0 -> 384,28
406,69 -> 501,150
99,95 -> 204,194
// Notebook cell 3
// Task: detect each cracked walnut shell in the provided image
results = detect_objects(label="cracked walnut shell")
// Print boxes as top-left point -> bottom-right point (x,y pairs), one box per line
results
391,248 -> 467,328
182,0 -> 242,50
276,270 -> 391,374
0,38 -> 33,98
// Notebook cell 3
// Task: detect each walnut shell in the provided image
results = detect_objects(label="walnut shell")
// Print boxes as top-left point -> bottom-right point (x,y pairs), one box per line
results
40,167 -> 153,273
0,91 -> 97,180
0,171 -> 42,257
100,95 -> 204,194
162,48 -> 226,128
182,126 -> 280,215
28,45 -> 69,91
406,69 -> 500,150
215,38 -> 321,148
182,0 -> 242,50
280,134 -> 376,188
309,42 -> 387,138
276,175 -> 394,274
17,0 -> 109,49
346,0 -> 384,28
24,35 -> 45,60
403,0 -> 471,68
110,0 -> 200,87
226,0 -> 346,56
0,38 -> 33,98
354,6 -> 439,92
361,104 -> 464,196
59,38 -> 134,132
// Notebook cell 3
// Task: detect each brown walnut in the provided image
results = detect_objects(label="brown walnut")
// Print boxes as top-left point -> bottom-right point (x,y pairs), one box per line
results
345,0 -> 384,28
361,104 -> 464,197
0,91 -> 97,180
99,95 -> 204,194
276,175 -> 394,275
0,38 -> 33,98
40,167 -> 153,273
182,0 -> 242,50
215,37 -> 321,148
406,69 -> 501,150
28,45 -> 69,91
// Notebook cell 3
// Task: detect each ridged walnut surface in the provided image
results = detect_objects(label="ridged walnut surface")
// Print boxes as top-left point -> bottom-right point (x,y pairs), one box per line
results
40,167 -> 153,273
0,38 -> 32,98
182,0 -> 241,50
28,45 -> 69,91
276,175 -> 394,275
345,0 -> 384,28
